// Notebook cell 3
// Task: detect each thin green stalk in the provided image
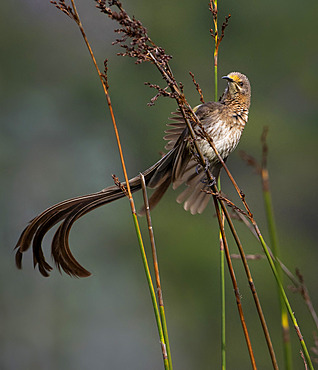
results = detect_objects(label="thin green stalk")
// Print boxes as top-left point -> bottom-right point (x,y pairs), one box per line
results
211,5 -> 265,361
131,212 -> 169,369
261,130 -> 292,369
215,180 -> 226,369
210,0 -> 218,101
263,186 -> 293,370
215,192 -> 279,369
217,172 -> 226,370
254,225 -> 314,370
212,6 -> 225,364
218,181 -> 226,370
214,65 -> 218,102
219,216 -> 226,370
159,306 -> 171,370
213,196 -> 257,369
140,174 -> 173,370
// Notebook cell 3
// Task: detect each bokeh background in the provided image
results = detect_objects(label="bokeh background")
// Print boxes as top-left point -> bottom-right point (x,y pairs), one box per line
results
1,0 -> 318,369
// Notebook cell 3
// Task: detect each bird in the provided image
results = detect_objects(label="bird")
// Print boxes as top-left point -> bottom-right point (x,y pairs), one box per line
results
15,72 -> 251,278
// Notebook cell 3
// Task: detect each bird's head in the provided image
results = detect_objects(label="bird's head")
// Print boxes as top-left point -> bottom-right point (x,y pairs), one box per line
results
222,72 -> 251,108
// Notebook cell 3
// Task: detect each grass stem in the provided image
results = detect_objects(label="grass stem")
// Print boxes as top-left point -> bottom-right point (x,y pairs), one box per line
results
140,174 -> 173,369
213,196 -> 257,369
261,129 -> 293,369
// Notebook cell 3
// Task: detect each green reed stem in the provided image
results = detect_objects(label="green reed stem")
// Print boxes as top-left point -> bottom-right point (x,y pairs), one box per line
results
220,220 -> 226,370
213,196 -> 257,369
215,195 -> 279,369
261,130 -> 292,369
217,175 -> 226,370
211,5 -> 226,365
140,174 -> 173,369
214,65 -> 218,102
255,227 -> 314,370
131,211 -> 169,369
263,186 -> 293,369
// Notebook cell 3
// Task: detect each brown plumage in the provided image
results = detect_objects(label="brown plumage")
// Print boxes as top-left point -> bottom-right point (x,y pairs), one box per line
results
15,72 -> 251,277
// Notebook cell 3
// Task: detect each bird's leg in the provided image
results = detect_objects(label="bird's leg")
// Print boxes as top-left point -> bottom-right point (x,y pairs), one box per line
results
207,176 -> 216,188
195,156 -> 216,186
203,156 -> 210,173
202,157 -> 217,187
200,173 -> 216,186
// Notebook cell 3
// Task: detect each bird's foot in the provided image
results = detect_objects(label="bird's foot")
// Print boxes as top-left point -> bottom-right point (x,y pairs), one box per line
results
208,176 -> 216,188
194,155 -> 210,173
203,157 -> 210,172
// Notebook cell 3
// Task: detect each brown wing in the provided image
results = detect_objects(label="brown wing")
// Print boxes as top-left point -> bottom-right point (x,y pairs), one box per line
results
163,110 -> 188,150
162,103 -> 224,214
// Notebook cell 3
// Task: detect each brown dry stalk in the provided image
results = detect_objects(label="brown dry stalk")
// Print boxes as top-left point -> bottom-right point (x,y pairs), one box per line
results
189,71 -> 205,103
213,196 -> 257,369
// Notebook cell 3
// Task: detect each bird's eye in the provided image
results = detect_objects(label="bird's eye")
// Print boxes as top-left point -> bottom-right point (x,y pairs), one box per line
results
238,81 -> 243,87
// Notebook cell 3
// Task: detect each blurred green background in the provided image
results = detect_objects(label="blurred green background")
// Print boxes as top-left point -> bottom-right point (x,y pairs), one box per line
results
1,0 -> 318,369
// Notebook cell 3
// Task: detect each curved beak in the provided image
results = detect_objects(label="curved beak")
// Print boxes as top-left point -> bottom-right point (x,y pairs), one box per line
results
222,75 -> 234,82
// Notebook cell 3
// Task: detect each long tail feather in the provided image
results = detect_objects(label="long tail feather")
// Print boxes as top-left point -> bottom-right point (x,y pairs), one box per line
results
14,153 -> 175,277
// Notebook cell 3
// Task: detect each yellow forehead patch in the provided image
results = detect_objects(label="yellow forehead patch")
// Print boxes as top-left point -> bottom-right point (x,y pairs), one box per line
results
227,73 -> 241,83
